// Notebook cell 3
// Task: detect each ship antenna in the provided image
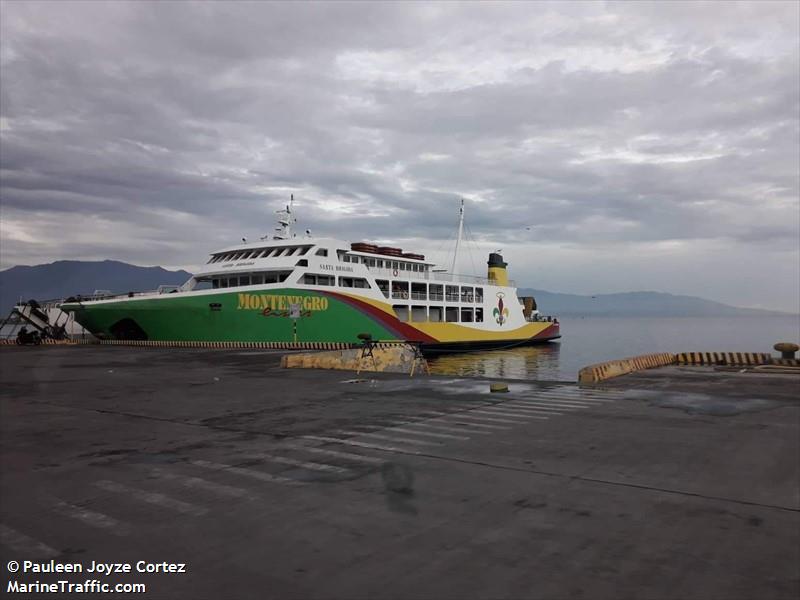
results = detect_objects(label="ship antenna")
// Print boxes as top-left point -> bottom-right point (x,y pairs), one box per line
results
273,194 -> 297,240
450,198 -> 465,274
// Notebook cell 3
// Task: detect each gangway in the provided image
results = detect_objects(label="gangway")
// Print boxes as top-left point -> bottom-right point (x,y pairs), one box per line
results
0,298 -> 84,341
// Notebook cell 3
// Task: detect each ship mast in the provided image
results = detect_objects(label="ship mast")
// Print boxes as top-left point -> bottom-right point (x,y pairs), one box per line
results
273,195 -> 297,240
450,198 -> 464,274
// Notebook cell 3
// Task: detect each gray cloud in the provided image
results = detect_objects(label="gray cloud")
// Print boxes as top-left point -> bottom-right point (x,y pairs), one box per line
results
1,1 -> 798,311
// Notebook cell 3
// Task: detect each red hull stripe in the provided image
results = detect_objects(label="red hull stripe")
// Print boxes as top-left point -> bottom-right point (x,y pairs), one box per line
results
321,291 -> 438,343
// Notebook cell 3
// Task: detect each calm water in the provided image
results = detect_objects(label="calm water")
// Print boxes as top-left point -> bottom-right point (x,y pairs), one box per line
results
427,315 -> 800,382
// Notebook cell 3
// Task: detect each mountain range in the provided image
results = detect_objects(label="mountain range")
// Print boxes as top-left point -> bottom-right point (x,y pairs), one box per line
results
517,288 -> 789,317
0,260 -> 790,317
0,260 -> 191,313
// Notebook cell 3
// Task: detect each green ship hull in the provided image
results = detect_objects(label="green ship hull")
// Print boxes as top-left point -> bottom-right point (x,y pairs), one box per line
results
62,289 -> 401,344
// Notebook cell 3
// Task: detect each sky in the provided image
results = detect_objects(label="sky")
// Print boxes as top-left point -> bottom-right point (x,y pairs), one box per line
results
1,1 -> 798,312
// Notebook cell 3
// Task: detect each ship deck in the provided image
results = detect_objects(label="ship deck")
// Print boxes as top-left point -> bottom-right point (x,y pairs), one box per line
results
1,346 -> 798,599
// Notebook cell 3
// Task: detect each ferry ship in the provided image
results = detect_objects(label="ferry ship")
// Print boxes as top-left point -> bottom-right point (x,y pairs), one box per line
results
60,200 -> 560,351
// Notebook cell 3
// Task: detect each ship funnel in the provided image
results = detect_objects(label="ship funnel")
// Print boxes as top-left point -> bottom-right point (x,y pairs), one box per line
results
487,252 -> 508,286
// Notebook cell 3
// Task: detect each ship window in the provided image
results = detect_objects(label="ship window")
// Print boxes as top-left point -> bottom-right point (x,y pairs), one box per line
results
393,305 -> 410,322
286,247 -> 297,256
445,307 -> 459,322
461,287 -> 474,302
251,275 -> 263,285
411,283 -> 426,300
461,308 -> 473,323
475,288 -> 484,302
212,279 -> 219,289
278,272 -> 290,282
299,246 -> 310,256
240,276 -> 250,286
365,258 -> 376,267
429,284 -> 443,301
475,308 -> 483,322
219,278 -> 228,288
446,285 -> 459,302
343,255 -> 351,263
377,260 -> 384,268
411,306 -> 427,322
376,279 -> 389,298
316,248 -> 328,257
296,259 -> 308,267
260,248 -> 274,258
338,277 -> 370,288
392,281 -> 409,299
306,274 -> 333,286
429,307 -> 443,322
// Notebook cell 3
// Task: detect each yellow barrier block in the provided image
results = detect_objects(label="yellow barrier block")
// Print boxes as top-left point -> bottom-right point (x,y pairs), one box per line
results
281,346 -> 428,375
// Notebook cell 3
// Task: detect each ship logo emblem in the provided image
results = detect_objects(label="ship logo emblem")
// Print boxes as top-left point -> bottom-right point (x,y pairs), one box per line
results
493,292 -> 509,326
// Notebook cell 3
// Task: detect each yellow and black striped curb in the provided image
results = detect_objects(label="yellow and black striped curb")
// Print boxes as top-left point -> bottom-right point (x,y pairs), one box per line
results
0,338 -> 78,346
769,358 -> 800,367
0,339 -> 358,350
578,353 -> 675,384
2,338 -> 422,350
91,340 -> 358,350
675,352 -> 771,366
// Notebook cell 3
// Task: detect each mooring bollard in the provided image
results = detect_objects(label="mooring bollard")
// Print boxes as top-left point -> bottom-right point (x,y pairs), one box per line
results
774,342 -> 799,360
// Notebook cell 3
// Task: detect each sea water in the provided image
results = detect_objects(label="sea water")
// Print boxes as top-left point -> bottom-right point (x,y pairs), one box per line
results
427,315 -> 800,381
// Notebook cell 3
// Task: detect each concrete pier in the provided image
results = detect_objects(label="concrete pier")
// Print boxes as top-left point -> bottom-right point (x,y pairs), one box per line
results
1,346 -> 798,599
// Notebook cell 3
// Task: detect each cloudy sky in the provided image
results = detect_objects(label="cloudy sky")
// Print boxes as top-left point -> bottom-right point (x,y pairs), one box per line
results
1,1 -> 798,311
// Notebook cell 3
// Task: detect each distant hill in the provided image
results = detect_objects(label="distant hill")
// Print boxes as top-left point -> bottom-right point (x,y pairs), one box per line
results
518,288 -> 791,317
0,260 -> 791,317
0,260 -> 192,312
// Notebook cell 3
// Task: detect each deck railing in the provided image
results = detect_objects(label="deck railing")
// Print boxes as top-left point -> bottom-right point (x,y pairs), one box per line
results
366,265 -> 514,287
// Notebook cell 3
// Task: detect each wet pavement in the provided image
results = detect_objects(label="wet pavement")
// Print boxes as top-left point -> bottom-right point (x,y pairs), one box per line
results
1,346 -> 798,599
